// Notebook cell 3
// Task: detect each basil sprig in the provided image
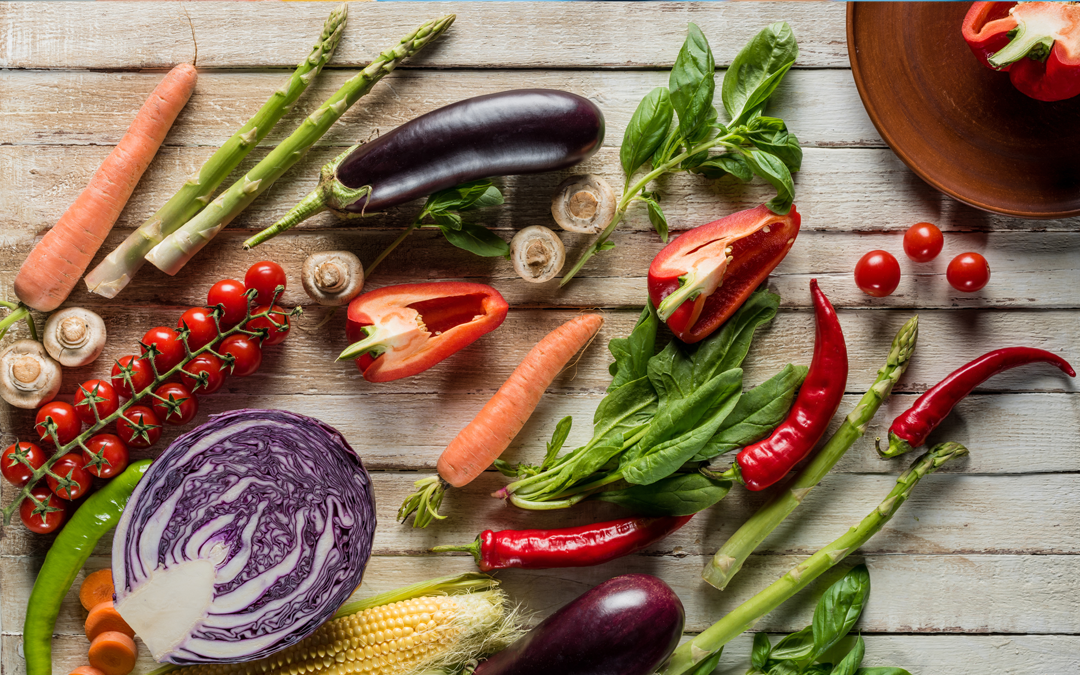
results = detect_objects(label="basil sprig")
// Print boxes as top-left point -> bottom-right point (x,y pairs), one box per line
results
561,22 -> 801,286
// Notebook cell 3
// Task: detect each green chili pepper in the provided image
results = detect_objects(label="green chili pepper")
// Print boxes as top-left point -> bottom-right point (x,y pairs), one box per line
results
22,460 -> 151,675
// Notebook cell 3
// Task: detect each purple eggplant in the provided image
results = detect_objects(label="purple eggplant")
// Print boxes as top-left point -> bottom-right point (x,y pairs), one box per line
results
246,89 -> 604,248
474,574 -> 684,675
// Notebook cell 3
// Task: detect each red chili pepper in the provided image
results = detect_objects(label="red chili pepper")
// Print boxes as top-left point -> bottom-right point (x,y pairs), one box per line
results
340,282 -> 509,383
647,204 -> 800,344
432,515 -> 692,571
733,279 -> 848,491
883,347 -> 1075,458
962,2 -> 1080,102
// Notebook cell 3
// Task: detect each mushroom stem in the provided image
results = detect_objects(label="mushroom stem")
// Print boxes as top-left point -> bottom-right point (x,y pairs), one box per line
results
551,175 -> 617,234
301,251 -> 365,306
511,226 -> 566,283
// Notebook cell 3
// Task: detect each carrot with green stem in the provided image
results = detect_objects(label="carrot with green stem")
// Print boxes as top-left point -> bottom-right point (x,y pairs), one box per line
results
398,313 -> 605,528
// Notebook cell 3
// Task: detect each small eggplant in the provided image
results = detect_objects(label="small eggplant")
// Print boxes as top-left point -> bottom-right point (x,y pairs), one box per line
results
473,574 -> 684,675
245,89 -> 605,248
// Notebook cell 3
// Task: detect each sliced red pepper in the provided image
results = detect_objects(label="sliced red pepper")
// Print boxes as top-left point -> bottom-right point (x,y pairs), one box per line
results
647,203 -> 800,344
341,282 -> 509,383
963,2 -> 1080,102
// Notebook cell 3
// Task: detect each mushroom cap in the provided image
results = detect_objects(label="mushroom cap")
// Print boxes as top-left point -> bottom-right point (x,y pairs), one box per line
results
302,251 -> 365,306
43,307 -> 107,367
551,174 -> 617,234
511,226 -> 566,284
0,339 -> 62,409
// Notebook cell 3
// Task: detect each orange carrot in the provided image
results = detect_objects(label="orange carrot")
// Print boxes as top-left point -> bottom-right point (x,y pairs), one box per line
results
69,666 -> 106,675
13,63 -> 197,312
438,313 -> 604,487
87,631 -> 137,675
85,601 -> 134,641
79,568 -> 115,612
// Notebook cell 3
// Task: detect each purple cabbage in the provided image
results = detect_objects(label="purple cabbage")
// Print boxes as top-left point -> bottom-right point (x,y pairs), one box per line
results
112,409 -> 375,665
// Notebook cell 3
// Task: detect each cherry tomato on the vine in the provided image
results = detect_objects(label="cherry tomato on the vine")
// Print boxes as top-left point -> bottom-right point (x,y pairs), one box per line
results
181,353 -> 226,394
47,453 -> 93,501
111,355 -> 154,399
219,335 -> 262,377
117,405 -> 162,449
152,383 -> 198,426
1,442 -> 46,487
247,305 -> 291,346
903,222 -> 944,263
81,434 -> 129,479
947,252 -> 991,292
20,486 -> 68,534
854,250 -> 902,298
207,279 -> 250,328
177,307 -> 219,351
35,402 -> 81,446
141,326 -> 185,373
245,261 -> 287,306
73,380 -> 120,425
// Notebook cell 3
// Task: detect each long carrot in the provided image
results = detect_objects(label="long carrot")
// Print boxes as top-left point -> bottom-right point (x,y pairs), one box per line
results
398,313 -> 604,527
13,63 -> 197,312
79,568 -> 115,612
85,602 -> 134,641
87,631 -> 137,675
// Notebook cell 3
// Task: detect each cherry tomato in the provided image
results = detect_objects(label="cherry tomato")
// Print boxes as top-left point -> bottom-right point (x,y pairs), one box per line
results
219,334 -> 262,377
854,250 -> 902,297
35,402 -> 81,446
111,355 -> 154,399
246,305 -> 291,346
141,326 -> 185,374
81,434 -> 129,479
2,442 -> 46,487
152,383 -> 198,426
47,452 -> 93,501
245,261 -> 287,306
207,279 -> 250,328
73,380 -> 120,426
20,486 -> 68,534
177,307 -> 219,351
181,353 -> 226,394
947,252 -> 991,292
903,222 -> 944,263
116,405 -> 162,449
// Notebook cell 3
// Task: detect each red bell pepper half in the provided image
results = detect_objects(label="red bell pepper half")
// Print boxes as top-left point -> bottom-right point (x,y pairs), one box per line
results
340,282 -> 509,382
647,204 -> 801,344
963,2 -> 1080,102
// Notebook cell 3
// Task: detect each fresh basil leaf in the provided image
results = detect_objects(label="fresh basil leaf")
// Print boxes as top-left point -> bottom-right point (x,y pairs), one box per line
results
426,179 -> 502,213
812,565 -> 871,658
669,23 -> 716,141
608,303 -> 660,390
438,221 -> 509,258
599,240 -> 616,252
621,87 -> 674,178
805,664 -> 833,675
691,154 -> 754,182
431,211 -> 463,230
771,626 -> 814,660
594,471 -> 730,516
855,669 -> 912,675
722,22 -> 799,125
645,197 -> 669,241
767,660 -> 801,675
687,647 -> 723,675
462,184 -> 505,211
751,631 -> 773,670
543,416 -> 573,470
740,147 -> 795,215
752,129 -> 803,172
830,636 -> 865,675
753,115 -> 788,132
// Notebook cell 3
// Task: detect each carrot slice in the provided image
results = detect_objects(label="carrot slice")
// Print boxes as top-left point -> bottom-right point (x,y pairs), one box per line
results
88,631 -> 138,675
70,666 -> 106,675
79,569 -> 115,612
85,601 -> 134,641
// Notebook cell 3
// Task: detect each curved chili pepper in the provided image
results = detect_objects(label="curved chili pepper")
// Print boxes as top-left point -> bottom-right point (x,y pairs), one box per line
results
432,515 -> 692,571
732,279 -> 848,491
882,347 -> 1075,458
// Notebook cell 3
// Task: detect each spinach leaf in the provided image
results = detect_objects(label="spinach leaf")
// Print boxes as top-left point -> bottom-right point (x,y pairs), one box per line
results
740,147 -> 795,215
812,565 -> 871,658
690,286 -> 781,386
830,636 -> 865,675
543,416 -> 573,470
592,376 -> 659,448
722,22 -> 799,125
608,303 -> 659,391
669,22 -> 716,141
751,631 -> 773,670
690,154 -> 754,182
593,471 -> 730,516
855,669 -> 912,675
770,626 -> 815,661
438,220 -> 510,258
621,87 -> 674,178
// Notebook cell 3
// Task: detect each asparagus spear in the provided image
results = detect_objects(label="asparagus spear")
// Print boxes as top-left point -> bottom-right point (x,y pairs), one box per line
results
665,441 -> 968,675
144,14 -> 456,275
701,315 -> 919,590
83,4 -> 348,298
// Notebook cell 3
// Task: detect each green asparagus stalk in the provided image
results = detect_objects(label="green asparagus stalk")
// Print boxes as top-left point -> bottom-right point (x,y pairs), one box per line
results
701,315 -> 919,590
83,4 -> 348,298
665,441 -> 968,675
144,14 -> 456,276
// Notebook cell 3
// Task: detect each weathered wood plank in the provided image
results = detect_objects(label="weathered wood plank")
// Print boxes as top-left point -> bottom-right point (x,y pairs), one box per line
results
0,3 -> 850,70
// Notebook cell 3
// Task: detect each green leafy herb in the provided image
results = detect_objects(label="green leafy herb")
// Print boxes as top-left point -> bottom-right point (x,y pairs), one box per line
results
608,303 -> 660,390
592,472 -> 730,516
669,23 -> 716,140
812,564 -> 870,658
621,88 -> 675,179
438,220 -> 510,258
751,631 -> 772,670
854,669 -> 912,675
722,22 -> 799,125
767,661 -> 801,675
829,635 -> 865,675
770,626 -> 814,661
739,147 -> 794,214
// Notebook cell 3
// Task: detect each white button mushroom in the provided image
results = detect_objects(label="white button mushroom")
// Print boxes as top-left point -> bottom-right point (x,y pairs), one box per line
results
301,251 -> 365,306
0,339 -> 62,409
511,226 -> 566,284
43,307 -> 107,367
551,174 -> 617,234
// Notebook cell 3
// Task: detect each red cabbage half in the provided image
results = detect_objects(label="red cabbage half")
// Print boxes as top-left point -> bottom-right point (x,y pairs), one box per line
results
112,409 -> 375,665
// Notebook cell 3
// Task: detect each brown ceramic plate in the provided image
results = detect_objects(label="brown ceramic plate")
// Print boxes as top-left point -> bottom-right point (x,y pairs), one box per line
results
847,2 -> 1080,219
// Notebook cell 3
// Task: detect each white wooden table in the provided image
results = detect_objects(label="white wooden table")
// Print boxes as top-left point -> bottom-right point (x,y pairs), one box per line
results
1,3 -> 1078,673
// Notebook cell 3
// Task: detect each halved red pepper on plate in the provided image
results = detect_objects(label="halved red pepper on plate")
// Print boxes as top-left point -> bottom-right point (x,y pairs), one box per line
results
963,2 -> 1080,102
340,282 -> 509,382
647,203 -> 800,344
